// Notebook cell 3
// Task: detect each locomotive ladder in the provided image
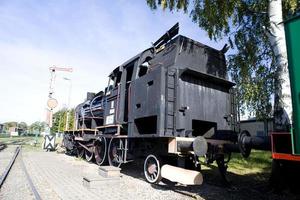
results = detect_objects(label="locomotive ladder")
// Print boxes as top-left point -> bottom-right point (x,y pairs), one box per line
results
165,68 -> 177,136
230,88 -> 238,132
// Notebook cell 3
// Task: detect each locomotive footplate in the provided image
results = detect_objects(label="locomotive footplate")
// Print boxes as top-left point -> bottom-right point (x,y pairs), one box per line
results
96,124 -> 121,135
74,134 -> 97,142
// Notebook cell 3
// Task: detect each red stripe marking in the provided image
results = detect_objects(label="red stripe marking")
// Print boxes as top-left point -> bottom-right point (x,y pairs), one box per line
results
272,153 -> 300,161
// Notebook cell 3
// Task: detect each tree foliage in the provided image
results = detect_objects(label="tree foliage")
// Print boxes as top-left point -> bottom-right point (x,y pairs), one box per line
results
51,108 -> 75,133
2,121 -> 44,134
146,0 -> 299,119
18,122 -> 28,131
29,121 -> 47,133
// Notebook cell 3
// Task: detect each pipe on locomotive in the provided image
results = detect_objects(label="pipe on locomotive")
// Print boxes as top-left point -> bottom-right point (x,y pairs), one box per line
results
176,131 -> 270,158
224,130 -> 271,158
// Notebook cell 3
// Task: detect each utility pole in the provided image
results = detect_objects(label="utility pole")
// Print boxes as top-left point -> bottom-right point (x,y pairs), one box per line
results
63,77 -> 72,131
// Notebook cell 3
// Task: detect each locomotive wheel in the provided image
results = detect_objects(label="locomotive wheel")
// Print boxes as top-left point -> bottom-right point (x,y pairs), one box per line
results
77,146 -> 85,159
238,130 -> 251,158
85,147 -> 94,162
216,154 -> 230,187
144,154 -> 162,184
108,138 -> 124,167
62,136 -> 70,154
94,136 -> 107,166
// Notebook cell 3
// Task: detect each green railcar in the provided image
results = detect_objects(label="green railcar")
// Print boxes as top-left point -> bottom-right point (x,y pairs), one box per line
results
270,15 -> 300,191
271,15 -> 300,161
285,15 -> 300,155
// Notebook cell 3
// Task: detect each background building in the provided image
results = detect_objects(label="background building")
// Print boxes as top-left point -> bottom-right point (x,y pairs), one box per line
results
240,118 -> 273,150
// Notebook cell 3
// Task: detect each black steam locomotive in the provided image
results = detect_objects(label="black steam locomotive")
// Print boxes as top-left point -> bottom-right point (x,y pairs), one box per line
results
63,23 -> 254,184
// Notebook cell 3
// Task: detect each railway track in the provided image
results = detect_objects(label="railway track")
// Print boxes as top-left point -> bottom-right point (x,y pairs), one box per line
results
0,143 -> 7,151
0,146 -> 41,200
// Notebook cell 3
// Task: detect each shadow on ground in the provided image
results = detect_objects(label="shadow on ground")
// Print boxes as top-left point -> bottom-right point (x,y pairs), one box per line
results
120,161 -> 300,200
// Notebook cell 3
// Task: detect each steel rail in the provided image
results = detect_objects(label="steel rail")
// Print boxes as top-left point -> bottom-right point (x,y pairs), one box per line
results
0,143 -> 7,151
0,146 -> 20,188
19,150 -> 41,200
0,146 -> 41,200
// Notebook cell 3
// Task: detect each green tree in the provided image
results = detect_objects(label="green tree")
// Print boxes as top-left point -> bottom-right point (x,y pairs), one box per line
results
146,0 -> 299,128
68,108 -> 75,130
18,122 -> 28,131
52,108 -> 66,133
52,108 -> 75,133
29,121 -> 47,133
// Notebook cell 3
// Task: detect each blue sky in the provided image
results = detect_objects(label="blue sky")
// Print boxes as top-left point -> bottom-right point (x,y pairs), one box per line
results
0,0 -> 226,124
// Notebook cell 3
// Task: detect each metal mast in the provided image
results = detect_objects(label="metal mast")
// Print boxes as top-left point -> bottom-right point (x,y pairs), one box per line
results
46,66 -> 73,129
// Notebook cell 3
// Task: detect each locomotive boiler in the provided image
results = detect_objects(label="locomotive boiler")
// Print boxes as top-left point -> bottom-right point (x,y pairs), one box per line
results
63,23 -> 256,184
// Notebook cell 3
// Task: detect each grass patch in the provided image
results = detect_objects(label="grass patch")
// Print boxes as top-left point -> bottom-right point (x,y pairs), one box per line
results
0,134 -> 10,138
198,150 -> 272,186
200,150 -> 272,177
228,150 -> 272,174
0,135 -> 63,152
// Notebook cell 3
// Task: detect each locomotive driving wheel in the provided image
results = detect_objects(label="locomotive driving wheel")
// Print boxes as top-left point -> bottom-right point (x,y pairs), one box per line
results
108,137 -> 125,167
77,144 -> 85,159
94,136 -> 107,166
144,154 -> 162,184
85,146 -> 94,162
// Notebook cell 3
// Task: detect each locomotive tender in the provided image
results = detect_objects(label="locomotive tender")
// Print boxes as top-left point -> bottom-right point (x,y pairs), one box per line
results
64,23 -> 249,184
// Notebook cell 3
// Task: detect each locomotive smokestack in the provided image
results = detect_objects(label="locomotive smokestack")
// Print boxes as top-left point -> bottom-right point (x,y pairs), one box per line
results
86,92 -> 95,101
